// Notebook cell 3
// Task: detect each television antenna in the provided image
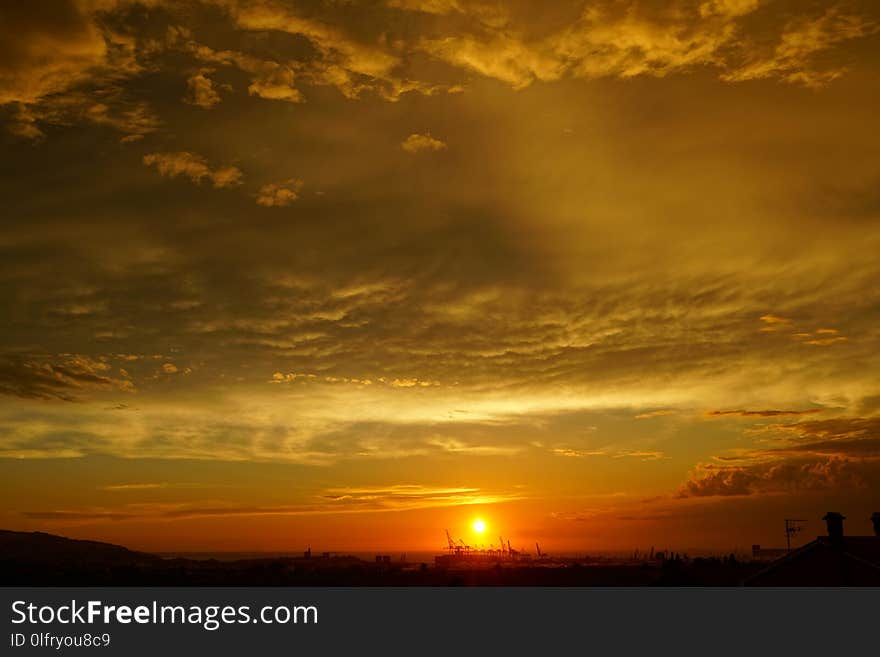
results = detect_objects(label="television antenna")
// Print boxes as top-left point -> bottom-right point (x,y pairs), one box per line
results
784,519 -> 807,552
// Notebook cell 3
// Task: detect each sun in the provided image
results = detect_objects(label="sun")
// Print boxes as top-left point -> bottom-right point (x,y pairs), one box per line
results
472,518 -> 487,534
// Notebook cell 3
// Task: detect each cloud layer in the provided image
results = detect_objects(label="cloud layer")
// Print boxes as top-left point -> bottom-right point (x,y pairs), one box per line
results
1,0 -> 879,549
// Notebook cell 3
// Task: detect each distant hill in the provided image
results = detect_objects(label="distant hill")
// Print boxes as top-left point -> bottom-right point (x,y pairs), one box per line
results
0,529 -> 159,565
0,530 -> 160,583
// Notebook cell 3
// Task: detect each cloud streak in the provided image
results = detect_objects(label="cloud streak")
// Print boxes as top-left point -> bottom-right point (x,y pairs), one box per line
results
707,409 -> 823,418
21,484 -> 522,522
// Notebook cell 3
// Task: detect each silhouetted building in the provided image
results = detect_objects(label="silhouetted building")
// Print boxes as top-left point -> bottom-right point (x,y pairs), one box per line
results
745,512 -> 880,586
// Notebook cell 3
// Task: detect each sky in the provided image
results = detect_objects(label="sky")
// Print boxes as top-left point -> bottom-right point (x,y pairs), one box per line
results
1,0 -> 879,554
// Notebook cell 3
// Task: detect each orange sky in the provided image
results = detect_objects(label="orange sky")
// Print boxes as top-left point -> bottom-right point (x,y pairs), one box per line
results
1,0 -> 879,554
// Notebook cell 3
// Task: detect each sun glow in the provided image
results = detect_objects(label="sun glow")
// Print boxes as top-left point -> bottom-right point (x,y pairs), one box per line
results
472,518 -> 486,534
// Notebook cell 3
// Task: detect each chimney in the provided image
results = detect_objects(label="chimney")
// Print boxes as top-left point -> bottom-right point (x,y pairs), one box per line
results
822,512 -> 845,540
872,512 -> 880,537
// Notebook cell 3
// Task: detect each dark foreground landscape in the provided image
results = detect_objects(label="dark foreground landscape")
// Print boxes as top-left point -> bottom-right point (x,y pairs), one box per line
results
4,521 -> 880,586
0,529 -> 756,586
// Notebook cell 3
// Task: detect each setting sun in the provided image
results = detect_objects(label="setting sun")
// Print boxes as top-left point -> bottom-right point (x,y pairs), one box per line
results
472,519 -> 487,534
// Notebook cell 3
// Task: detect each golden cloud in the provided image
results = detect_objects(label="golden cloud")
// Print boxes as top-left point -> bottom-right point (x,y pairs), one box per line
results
256,179 -> 303,206
142,151 -> 243,188
184,70 -> 222,109
401,133 -> 447,153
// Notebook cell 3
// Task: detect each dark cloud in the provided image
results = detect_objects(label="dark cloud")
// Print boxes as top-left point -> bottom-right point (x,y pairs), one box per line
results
0,0 -> 159,140
0,354 -> 133,402
678,416 -> 880,497
3,1 -> 879,139
774,416 -> 880,442
775,438 -> 880,457
678,456 -> 879,498
707,409 -> 823,418
0,0 -> 107,105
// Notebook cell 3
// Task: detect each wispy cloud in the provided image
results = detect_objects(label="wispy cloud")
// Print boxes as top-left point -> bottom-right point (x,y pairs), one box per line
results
723,7 -> 879,88
634,410 -> 675,419
322,484 -> 520,508
553,447 -> 666,461
101,482 -> 220,492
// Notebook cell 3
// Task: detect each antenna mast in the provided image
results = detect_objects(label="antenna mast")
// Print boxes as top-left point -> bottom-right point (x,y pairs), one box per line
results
784,518 -> 807,552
